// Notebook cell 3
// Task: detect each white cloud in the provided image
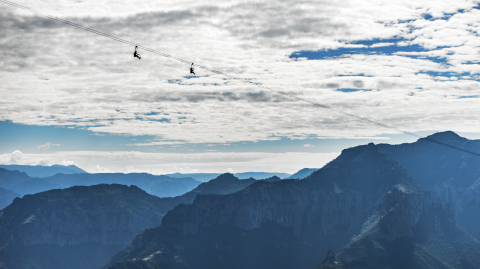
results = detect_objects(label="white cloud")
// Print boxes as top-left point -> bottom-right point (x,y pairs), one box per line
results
0,0 -> 479,147
0,150 -> 24,164
0,151 -> 77,166
370,43 -> 395,48
92,164 -> 110,173
303,144 -> 315,148
0,150 -> 340,174
37,142 -> 61,150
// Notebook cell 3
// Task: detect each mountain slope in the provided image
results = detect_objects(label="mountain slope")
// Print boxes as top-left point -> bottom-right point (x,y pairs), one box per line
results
105,143 -> 427,269
151,173 -> 257,216
0,187 -> 20,210
339,191 -> 480,269
286,168 -> 319,179
0,184 -> 167,269
377,131 -> 480,190
377,131 -> 480,240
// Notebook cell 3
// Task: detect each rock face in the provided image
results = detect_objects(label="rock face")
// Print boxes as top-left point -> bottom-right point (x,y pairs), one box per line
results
312,250 -> 342,269
0,184 -> 167,269
106,143 -> 429,269
377,131 -> 480,240
339,190 -> 480,269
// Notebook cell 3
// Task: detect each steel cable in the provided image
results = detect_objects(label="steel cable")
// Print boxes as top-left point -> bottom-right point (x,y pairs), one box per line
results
1,0 -> 479,157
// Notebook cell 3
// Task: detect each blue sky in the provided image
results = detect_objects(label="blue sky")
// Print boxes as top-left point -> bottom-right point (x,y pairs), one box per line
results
1,0 -> 480,174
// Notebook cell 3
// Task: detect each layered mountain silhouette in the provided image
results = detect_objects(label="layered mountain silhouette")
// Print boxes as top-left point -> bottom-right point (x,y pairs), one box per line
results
0,169 -> 201,197
0,174 -> 261,269
106,143 -> 472,269
3,131 -> 480,269
166,172 -> 292,182
0,164 -> 87,178
141,173 -> 258,219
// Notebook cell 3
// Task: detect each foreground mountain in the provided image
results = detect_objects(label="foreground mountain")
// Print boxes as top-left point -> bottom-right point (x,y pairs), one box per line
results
0,187 -> 20,210
0,173 -> 260,269
0,164 -> 87,177
0,184 -> 167,269
377,131 -> 480,240
339,190 -> 480,269
166,172 -> 291,182
106,143 -> 443,269
377,131 -> 480,191
286,168 -> 319,179
0,170 -> 201,197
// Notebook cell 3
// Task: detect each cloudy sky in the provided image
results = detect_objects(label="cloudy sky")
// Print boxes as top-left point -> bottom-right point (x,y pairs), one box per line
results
1,0 -> 479,175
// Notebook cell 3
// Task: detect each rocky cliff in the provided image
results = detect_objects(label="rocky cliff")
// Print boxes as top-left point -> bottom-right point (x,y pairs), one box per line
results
106,143 -> 429,269
377,131 -> 480,241
339,189 -> 480,269
0,184 -> 167,269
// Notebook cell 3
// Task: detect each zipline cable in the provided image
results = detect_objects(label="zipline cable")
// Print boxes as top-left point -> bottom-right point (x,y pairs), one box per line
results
1,0 -> 479,157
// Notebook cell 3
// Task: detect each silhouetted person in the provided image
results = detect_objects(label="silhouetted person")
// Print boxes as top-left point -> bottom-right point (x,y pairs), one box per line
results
134,46 -> 141,59
190,63 -> 195,75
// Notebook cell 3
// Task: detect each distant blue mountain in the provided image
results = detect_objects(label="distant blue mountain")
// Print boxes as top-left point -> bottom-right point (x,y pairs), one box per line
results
285,168 -> 319,179
0,164 -> 87,178
0,187 -> 20,210
235,172 -> 291,180
0,168 -> 200,197
165,173 -> 222,182
166,172 -> 292,182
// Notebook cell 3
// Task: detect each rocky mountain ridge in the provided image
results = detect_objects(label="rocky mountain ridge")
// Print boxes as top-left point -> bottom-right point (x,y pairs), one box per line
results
377,131 -> 480,241
0,184 -> 168,269
106,143 -> 439,269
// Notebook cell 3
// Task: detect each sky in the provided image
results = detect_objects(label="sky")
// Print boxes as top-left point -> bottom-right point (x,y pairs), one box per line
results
0,0 -> 479,174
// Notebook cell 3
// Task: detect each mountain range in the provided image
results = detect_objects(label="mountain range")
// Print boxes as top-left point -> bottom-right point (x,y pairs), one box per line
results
0,173 -> 265,269
165,172 -> 292,182
0,169 -> 201,198
1,131 -> 480,269
105,132 -> 480,269
0,164 -> 87,178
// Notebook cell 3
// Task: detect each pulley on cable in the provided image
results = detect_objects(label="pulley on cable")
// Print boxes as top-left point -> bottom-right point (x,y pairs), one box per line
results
133,46 -> 141,59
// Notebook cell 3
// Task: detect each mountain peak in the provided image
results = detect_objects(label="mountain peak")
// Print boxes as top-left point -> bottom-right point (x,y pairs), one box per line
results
333,142 -> 379,164
212,173 -> 237,181
424,131 -> 463,142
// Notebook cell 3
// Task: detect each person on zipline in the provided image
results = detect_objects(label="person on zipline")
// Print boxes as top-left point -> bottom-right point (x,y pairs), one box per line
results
190,63 -> 195,75
134,46 -> 141,59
